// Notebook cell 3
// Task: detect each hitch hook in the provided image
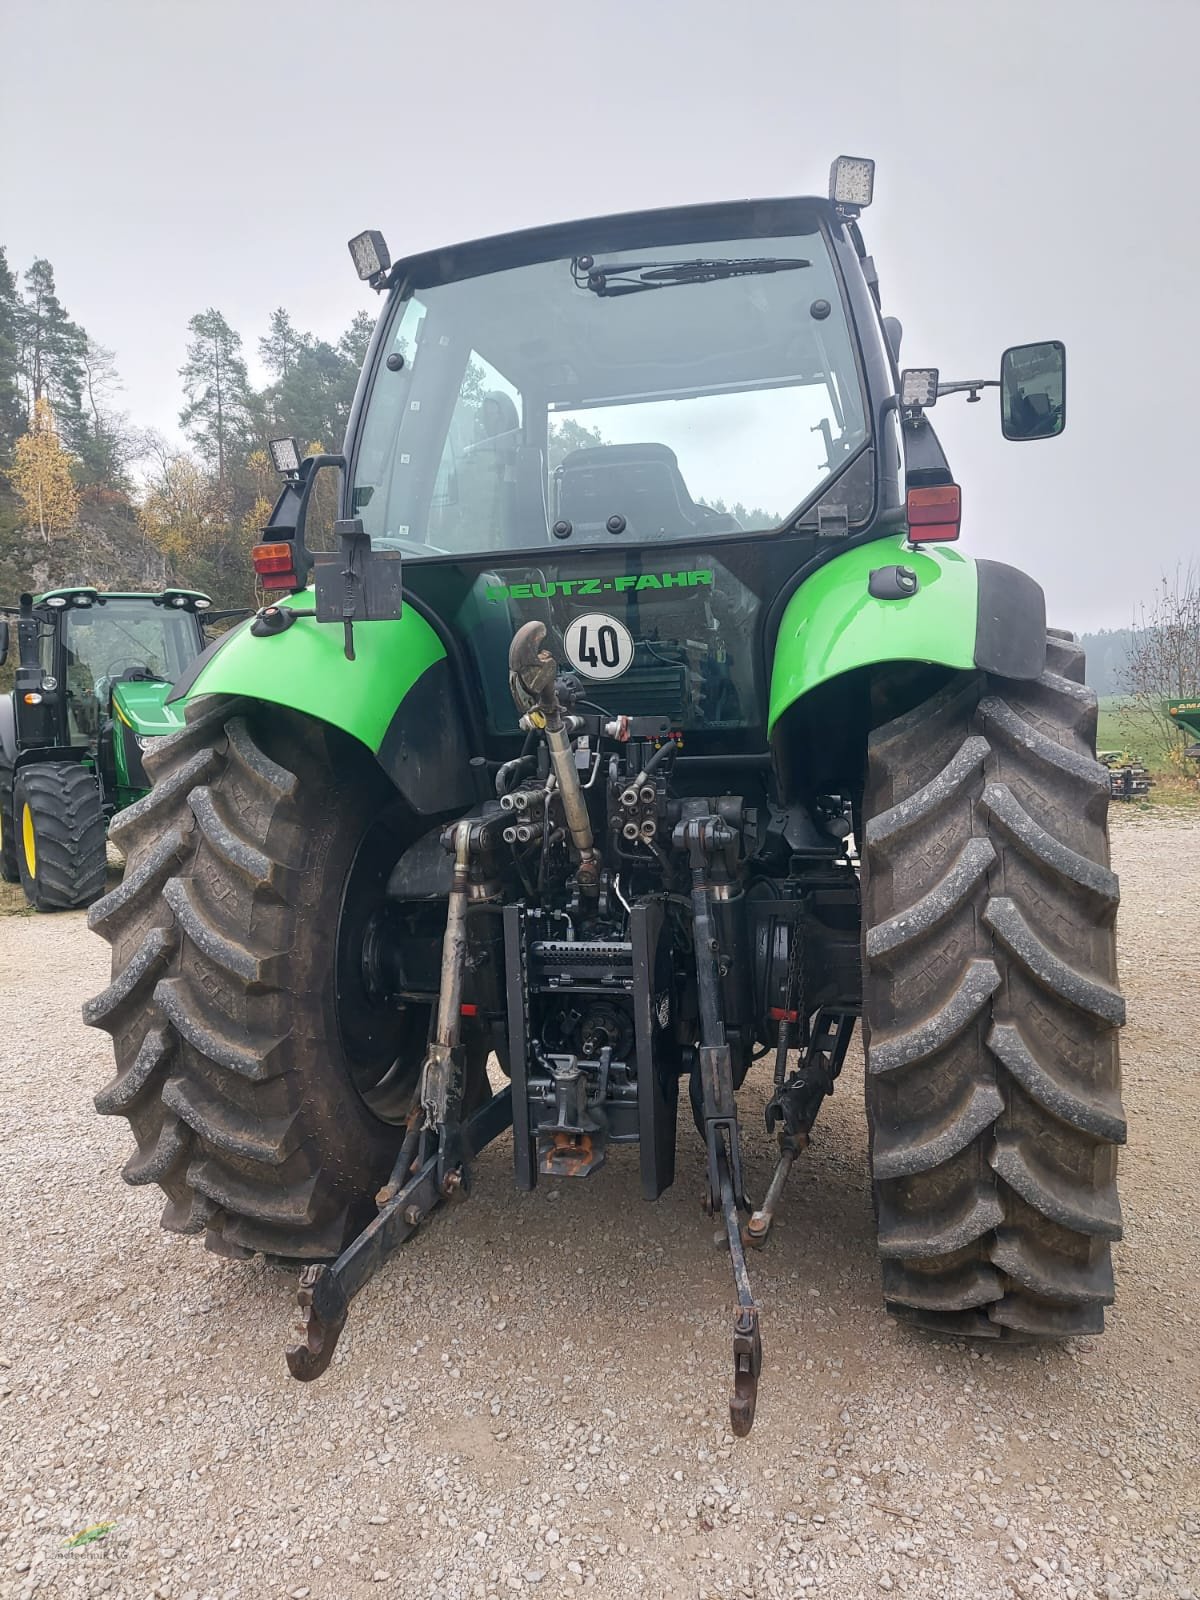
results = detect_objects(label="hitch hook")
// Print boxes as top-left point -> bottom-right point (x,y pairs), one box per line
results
718,1146 -> 762,1436
286,1265 -> 348,1381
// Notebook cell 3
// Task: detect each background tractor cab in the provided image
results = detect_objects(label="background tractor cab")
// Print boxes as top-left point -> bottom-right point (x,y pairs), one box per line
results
0,587 -> 219,909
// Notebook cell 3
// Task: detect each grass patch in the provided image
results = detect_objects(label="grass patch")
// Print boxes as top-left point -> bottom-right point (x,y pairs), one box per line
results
1096,695 -> 1190,775
1111,779 -> 1200,816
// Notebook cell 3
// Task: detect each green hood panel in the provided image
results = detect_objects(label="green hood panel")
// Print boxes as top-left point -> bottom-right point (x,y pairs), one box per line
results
1168,698 -> 1200,741
768,535 -> 978,734
111,679 -> 186,738
181,597 -> 447,753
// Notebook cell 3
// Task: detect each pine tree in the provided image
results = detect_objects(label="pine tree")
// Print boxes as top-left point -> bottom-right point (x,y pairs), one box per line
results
337,310 -> 376,371
259,308 -> 309,379
271,338 -> 354,452
260,310 -> 369,454
0,248 -> 24,458
18,259 -> 87,438
179,309 -> 254,485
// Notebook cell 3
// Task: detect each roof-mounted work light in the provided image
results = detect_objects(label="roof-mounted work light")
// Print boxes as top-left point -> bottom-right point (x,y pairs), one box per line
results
900,368 -> 939,410
348,230 -> 391,285
269,436 -> 302,476
829,155 -> 875,213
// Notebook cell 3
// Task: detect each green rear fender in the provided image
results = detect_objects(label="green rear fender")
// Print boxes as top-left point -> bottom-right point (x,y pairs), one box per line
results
767,535 -> 1046,735
175,598 -> 476,816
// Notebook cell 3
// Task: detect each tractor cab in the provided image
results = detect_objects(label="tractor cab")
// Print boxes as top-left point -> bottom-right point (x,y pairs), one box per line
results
0,587 -> 216,908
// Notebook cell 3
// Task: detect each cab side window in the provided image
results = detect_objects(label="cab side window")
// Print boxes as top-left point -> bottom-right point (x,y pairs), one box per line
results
429,352 -> 524,551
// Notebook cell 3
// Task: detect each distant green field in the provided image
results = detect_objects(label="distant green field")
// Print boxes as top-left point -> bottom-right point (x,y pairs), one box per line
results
1096,695 -> 1180,772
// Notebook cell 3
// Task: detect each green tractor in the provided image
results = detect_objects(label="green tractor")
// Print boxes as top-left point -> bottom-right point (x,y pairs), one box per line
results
86,159 -> 1124,1434
0,587 -> 216,909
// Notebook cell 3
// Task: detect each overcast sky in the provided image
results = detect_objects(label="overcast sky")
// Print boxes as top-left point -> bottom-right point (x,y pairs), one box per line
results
3,0 -> 1196,630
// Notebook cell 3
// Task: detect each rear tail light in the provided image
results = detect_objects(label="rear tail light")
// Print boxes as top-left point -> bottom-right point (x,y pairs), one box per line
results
906,483 -> 961,543
251,542 -> 299,588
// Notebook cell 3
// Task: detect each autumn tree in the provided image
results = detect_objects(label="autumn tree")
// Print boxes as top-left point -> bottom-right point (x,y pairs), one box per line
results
179,309 -> 254,486
139,443 -> 224,559
137,438 -> 247,600
240,448 -> 277,544
1121,564 -> 1200,763
304,440 -> 341,551
10,397 -> 80,541
75,338 -> 145,489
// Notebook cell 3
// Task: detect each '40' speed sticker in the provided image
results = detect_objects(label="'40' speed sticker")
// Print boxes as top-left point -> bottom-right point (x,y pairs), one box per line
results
563,612 -> 635,680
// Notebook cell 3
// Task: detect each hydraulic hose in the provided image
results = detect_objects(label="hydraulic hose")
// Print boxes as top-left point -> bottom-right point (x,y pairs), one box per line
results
507,621 -> 600,890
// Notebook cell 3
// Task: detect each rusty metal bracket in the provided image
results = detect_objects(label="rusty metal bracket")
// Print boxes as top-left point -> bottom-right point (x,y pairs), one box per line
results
285,1087 -> 514,1381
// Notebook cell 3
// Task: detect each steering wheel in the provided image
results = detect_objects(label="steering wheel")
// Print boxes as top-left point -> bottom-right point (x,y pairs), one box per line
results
105,659 -> 160,681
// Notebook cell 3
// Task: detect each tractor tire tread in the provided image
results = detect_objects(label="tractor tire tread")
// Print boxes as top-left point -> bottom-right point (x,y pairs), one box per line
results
863,639 -> 1124,1340
0,767 -> 19,883
14,762 -> 108,910
86,697 -> 410,1260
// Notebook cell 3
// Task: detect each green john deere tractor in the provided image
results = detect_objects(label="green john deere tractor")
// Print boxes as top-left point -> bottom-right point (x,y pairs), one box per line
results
86,158 -> 1124,1435
0,588 -> 216,910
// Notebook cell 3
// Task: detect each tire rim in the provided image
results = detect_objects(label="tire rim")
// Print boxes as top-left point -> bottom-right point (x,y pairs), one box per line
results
335,812 -> 429,1124
21,803 -> 35,877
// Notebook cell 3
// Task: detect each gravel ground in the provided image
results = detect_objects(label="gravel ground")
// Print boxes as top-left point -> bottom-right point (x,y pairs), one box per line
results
1,809 -> 1198,1600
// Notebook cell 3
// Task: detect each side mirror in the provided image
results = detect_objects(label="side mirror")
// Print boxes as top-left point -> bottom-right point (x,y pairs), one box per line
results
1001,340 -> 1066,441
0,618 -> 8,666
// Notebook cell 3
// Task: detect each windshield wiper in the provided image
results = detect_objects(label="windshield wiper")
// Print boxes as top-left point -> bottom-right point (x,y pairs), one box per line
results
572,256 -> 810,297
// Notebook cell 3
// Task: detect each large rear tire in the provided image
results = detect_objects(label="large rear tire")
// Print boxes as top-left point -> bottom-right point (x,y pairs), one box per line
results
85,697 -> 473,1261
14,761 -> 107,910
0,767 -> 19,883
861,634 -> 1126,1340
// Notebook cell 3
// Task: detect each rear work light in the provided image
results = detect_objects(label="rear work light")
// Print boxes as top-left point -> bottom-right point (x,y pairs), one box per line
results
251,542 -> 299,587
906,483 -> 961,543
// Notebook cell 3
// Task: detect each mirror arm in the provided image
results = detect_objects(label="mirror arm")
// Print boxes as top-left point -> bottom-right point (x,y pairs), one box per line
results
936,378 -> 1000,403
262,452 -> 347,572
